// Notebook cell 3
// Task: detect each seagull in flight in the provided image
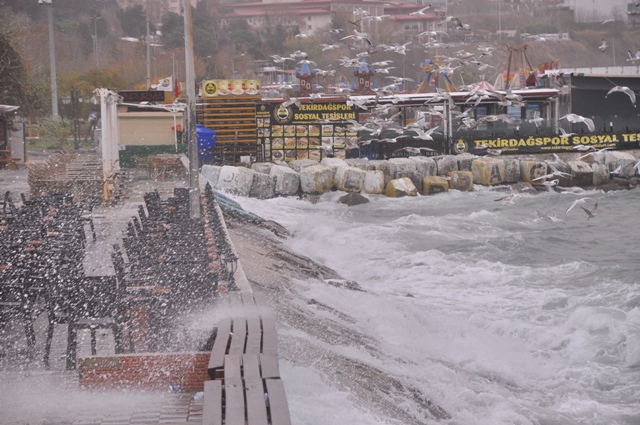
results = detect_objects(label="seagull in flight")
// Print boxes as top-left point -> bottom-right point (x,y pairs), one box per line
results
565,197 -> 594,214
558,127 -> 577,137
560,113 -> 595,132
605,86 -> 637,107
409,4 -> 433,16
580,203 -> 598,220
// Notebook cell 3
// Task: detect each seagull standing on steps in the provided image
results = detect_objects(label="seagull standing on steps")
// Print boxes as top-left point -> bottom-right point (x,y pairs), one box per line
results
599,39 -> 608,52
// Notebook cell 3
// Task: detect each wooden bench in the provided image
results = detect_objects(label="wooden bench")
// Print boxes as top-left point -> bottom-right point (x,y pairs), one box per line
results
203,292 -> 292,425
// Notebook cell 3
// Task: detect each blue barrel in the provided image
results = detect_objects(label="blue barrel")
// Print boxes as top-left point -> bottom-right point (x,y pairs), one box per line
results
196,124 -> 216,165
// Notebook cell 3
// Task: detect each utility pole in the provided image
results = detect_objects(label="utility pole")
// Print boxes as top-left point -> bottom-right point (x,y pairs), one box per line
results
146,0 -> 151,90
40,0 -> 59,119
93,16 -> 101,69
183,0 -> 200,218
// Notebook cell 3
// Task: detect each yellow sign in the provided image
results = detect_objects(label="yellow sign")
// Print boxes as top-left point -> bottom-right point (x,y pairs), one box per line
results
203,80 -> 218,97
202,79 -> 260,97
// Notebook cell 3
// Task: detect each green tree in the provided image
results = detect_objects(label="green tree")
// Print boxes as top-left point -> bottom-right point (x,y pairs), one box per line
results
117,5 -> 153,38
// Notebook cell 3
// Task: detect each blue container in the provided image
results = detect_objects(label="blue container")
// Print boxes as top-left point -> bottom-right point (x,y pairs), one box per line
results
196,124 -> 216,165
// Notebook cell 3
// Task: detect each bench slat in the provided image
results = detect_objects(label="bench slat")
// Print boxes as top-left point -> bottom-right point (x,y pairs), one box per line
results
202,380 -> 222,425
241,291 -> 259,317
265,378 -> 292,425
242,353 -> 261,380
229,318 -> 247,355
261,317 -> 278,356
208,319 -> 231,379
246,318 -> 262,354
259,354 -> 280,379
245,378 -> 269,425
224,354 -> 242,382
224,379 -> 245,425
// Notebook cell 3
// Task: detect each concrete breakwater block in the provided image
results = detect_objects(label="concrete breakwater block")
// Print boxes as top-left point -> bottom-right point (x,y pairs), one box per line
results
520,160 -> 547,184
457,153 -> 476,172
346,158 -> 377,171
270,164 -> 300,196
390,158 -> 421,192
335,166 -> 366,192
436,156 -> 458,176
363,170 -> 385,194
409,156 -> 437,179
217,165 -> 255,196
251,162 -> 274,175
591,163 -> 610,186
567,160 -> 594,187
605,151 -> 637,178
472,158 -> 505,186
422,176 -> 449,195
321,157 -> 349,176
288,159 -> 318,173
201,165 -> 221,187
249,172 -> 276,199
300,164 -> 333,194
372,160 -> 398,186
385,177 -> 417,197
448,170 -> 474,191
503,158 -> 521,183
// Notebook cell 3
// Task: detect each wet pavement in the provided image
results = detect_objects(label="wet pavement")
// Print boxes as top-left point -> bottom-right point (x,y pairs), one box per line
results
1,160 -> 209,425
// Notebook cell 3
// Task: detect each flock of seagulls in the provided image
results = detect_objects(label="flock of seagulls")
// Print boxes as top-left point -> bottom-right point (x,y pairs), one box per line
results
266,5 -> 640,157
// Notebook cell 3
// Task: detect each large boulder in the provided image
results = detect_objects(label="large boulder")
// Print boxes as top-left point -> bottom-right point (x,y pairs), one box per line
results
249,172 -> 276,199
363,170 -> 385,194
338,192 -> 369,206
201,165 -> 222,188
299,164 -> 333,194
334,166 -> 366,192
217,165 -> 255,196
288,159 -> 319,173
270,164 -> 300,196
385,177 -> 417,197
472,157 -> 504,186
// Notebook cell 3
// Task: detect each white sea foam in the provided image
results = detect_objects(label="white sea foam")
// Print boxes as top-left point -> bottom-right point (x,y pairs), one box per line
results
234,187 -> 640,425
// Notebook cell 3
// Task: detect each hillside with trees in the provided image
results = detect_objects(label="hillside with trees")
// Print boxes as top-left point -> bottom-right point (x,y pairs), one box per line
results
1,0 -> 638,119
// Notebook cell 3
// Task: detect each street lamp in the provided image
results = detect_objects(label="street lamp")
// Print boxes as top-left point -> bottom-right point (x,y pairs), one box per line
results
226,53 -> 245,78
39,0 -> 59,119
93,16 -> 102,69
220,249 -> 238,284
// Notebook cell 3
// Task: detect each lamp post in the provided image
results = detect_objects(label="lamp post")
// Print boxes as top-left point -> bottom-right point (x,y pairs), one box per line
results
93,16 -> 102,69
226,54 -> 245,78
220,250 -> 238,285
39,0 -> 59,119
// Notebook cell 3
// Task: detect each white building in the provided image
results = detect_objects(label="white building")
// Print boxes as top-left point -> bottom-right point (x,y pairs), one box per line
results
563,0 -> 634,23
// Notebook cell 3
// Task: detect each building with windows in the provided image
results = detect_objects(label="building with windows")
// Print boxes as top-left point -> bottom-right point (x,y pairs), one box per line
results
220,0 -> 440,36
562,0 -> 637,23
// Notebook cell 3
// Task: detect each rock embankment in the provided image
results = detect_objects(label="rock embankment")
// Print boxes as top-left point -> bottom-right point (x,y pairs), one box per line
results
202,150 -> 640,199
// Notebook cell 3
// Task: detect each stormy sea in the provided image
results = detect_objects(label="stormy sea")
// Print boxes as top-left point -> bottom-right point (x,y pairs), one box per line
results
232,185 -> 640,425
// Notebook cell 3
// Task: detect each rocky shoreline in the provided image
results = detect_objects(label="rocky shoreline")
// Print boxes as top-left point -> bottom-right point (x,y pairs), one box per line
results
223,209 -> 451,423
